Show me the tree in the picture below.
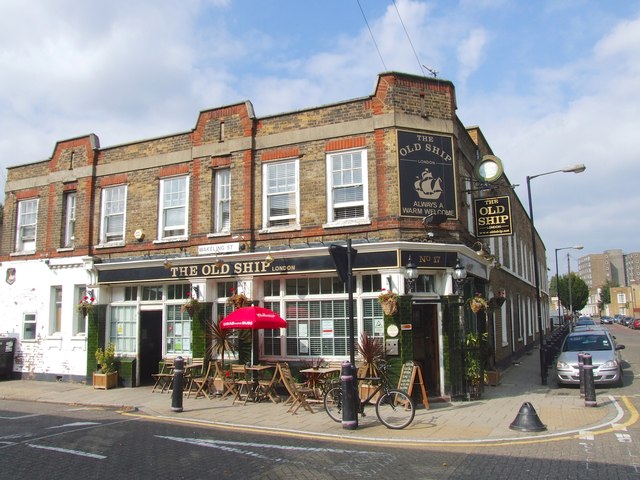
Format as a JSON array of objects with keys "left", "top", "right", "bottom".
[
  {"left": 557, "top": 273, "right": 589, "bottom": 312},
  {"left": 598, "top": 280, "right": 615, "bottom": 313}
]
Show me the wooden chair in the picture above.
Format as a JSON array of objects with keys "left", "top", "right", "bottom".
[
  {"left": 278, "top": 363, "right": 318, "bottom": 414},
  {"left": 256, "top": 365, "right": 280, "bottom": 404},
  {"left": 183, "top": 358, "right": 204, "bottom": 397},
  {"left": 188, "top": 361, "right": 214, "bottom": 399},
  {"left": 218, "top": 362, "right": 237, "bottom": 400},
  {"left": 230, "top": 364, "right": 255, "bottom": 405},
  {"left": 151, "top": 359, "right": 174, "bottom": 393}
]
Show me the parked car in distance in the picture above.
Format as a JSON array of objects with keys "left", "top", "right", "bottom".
[
  {"left": 573, "top": 317, "right": 599, "bottom": 331},
  {"left": 556, "top": 329, "right": 625, "bottom": 387},
  {"left": 623, "top": 316, "right": 634, "bottom": 327},
  {"left": 632, "top": 318, "right": 640, "bottom": 330},
  {"left": 600, "top": 316, "right": 613, "bottom": 325}
]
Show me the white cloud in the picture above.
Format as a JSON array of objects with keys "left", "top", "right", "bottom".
[{"left": 456, "top": 29, "right": 489, "bottom": 86}]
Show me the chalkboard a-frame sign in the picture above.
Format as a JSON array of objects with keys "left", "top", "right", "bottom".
[{"left": 397, "top": 361, "right": 429, "bottom": 409}]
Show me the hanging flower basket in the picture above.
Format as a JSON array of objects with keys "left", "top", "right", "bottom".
[
  {"left": 77, "top": 294, "right": 95, "bottom": 317},
  {"left": 181, "top": 293, "right": 201, "bottom": 317},
  {"left": 226, "top": 288, "right": 251, "bottom": 310},
  {"left": 468, "top": 293, "right": 488, "bottom": 314},
  {"left": 488, "top": 296, "right": 507, "bottom": 310},
  {"left": 378, "top": 289, "right": 398, "bottom": 316}
]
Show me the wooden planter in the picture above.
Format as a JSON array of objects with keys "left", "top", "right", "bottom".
[
  {"left": 93, "top": 371, "right": 118, "bottom": 390},
  {"left": 484, "top": 370, "right": 501, "bottom": 386},
  {"left": 359, "top": 383, "right": 380, "bottom": 403}
]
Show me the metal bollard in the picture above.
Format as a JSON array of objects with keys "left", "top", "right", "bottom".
[
  {"left": 582, "top": 353, "right": 597, "bottom": 407},
  {"left": 171, "top": 356, "right": 184, "bottom": 412},
  {"left": 341, "top": 361, "right": 358, "bottom": 430},
  {"left": 578, "top": 352, "right": 585, "bottom": 398}
]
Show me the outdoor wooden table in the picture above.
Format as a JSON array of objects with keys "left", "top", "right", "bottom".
[{"left": 299, "top": 367, "right": 341, "bottom": 399}]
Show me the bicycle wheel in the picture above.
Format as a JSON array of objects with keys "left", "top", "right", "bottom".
[
  {"left": 375, "top": 389, "right": 415, "bottom": 429},
  {"left": 324, "top": 386, "right": 343, "bottom": 423}
]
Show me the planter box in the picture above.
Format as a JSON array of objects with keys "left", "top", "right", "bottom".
[
  {"left": 359, "top": 384, "right": 380, "bottom": 403},
  {"left": 93, "top": 371, "right": 118, "bottom": 390},
  {"left": 484, "top": 370, "right": 501, "bottom": 386}
]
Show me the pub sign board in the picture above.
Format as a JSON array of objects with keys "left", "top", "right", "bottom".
[
  {"left": 473, "top": 195, "right": 513, "bottom": 237},
  {"left": 398, "top": 130, "right": 457, "bottom": 220}
]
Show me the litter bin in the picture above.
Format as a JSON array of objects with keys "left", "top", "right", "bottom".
[{"left": 0, "top": 338, "right": 16, "bottom": 379}]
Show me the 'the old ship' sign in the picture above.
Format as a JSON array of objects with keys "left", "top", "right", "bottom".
[{"left": 398, "top": 130, "right": 457, "bottom": 219}]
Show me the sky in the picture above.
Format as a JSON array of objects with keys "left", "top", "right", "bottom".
[{"left": 1, "top": 0, "right": 639, "bottom": 275}]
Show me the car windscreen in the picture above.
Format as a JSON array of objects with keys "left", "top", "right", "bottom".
[{"left": 563, "top": 334, "right": 612, "bottom": 352}]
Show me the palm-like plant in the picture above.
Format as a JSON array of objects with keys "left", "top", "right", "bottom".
[
  {"left": 357, "top": 331, "right": 385, "bottom": 378},
  {"left": 205, "top": 321, "right": 234, "bottom": 369}
]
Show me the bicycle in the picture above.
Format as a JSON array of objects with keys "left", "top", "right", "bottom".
[{"left": 323, "top": 363, "right": 415, "bottom": 429}]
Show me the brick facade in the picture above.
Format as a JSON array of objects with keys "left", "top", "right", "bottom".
[{"left": 0, "top": 72, "right": 547, "bottom": 397}]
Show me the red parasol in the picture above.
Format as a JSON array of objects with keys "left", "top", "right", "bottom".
[
  {"left": 220, "top": 306, "right": 286, "bottom": 365},
  {"left": 220, "top": 306, "right": 287, "bottom": 330}
]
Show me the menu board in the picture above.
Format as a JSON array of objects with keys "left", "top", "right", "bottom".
[{"left": 397, "top": 361, "right": 429, "bottom": 409}]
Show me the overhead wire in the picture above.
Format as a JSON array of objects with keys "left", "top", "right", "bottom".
[
  {"left": 392, "top": 0, "right": 427, "bottom": 77},
  {"left": 356, "top": 0, "right": 387, "bottom": 71}
]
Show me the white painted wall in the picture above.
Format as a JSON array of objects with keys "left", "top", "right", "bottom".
[{"left": 0, "top": 257, "right": 93, "bottom": 380}]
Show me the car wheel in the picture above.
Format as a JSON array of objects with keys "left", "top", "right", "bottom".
[{"left": 616, "top": 368, "right": 624, "bottom": 388}]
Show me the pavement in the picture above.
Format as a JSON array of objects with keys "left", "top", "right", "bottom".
[{"left": 0, "top": 349, "right": 629, "bottom": 445}]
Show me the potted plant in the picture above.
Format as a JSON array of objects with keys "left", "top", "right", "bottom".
[
  {"left": 464, "top": 332, "right": 487, "bottom": 399},
  {"left": 357, "top": 332, "right": 385, "bottom": 402},
  {"left": 93, "top": 343, "right": 117, "bottom": 390},
  {"left": 378, "top": 289, "right": 398, "bottom": 316}
]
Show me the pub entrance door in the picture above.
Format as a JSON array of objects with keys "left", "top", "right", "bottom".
[{"left": 411, "top": 303, "right": 440, "bottom": 396}]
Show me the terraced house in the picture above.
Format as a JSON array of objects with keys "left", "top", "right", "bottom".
[{"left": 0, "top": 71, "right": 549, "bottom": 400}]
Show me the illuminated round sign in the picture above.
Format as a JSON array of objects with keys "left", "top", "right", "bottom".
[{"left": 475, "top": 155, "right": 504, "bottom": 183}]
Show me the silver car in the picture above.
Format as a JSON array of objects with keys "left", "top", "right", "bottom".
[{"left": 556, "top": 329, "right": 625, "bottom": 387}]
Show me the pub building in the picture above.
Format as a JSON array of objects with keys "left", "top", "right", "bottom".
[{"left": 0, "top": 71, "right": 549, "bottom": 400}]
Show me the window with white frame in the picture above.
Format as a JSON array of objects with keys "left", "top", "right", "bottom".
[
  {"left": 166, "top": 305, "right": 192, "bottom": 354},
  {"left": 617, "top": 293, "right": 626, "bottom": 304},
  {"left": 51, "top": 286, "right": 62, "bottom": 334},
  {"left": 263, "top": 300, "right": 282, "bottom": 356},
  {"left": 16, "top": 198, "right": 38, "bottom": 252},
  {"left": 74, "top": 286, "right": 87, "bottom": 335},
  {"left": 214, "top": 168, "right": 230, "bottom": 233},
  {"left": 23, "top": 313, "right": 36, "bottom": 340},
  {"left": 109, "top": 306, "right": 137, "bottom": 353},
  {"left": 159, "top": 176, "right": 189, "bottom": 239},
  {"left": 263, "top": 160, "right": 299, "bottom": 228},
  {"left": 326, "top": 149, "right": 368, "bottom": 223},
  {"left": 100, "top": 185, "right": 126, "bottom": 244},
  {"left": 63, "top": 192, "right": 76, "bottom": 248}
]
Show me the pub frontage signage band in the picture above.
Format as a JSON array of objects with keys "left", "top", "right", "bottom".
[{"left": 97, "top": 250, "right": 458, "bottom": 283}]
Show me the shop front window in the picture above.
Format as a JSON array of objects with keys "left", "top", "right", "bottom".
[
  {"left": 109, "top": 306, "right": 137, "bottom": 354},
  {"left": 285, "top": 300, "right": 354, "bottom": 357},
  {"left": 166, "top": 304, "right": 191, "bottom": 355}
]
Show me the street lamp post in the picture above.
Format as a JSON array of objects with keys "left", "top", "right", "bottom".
[
  {"left": 527, "top": 164, "right": 586, "bottom": 385},
  {"left": 555, "top": 245, "right": 583, "bottom": 326}
]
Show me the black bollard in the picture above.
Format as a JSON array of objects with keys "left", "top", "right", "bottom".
[
  {"left": 341, "top": 361, "right": 358, "bottom": 430},
  {"left": 578, "top": 352, "right": 585, "bottom": 398},
  {"left": 582, "top": 353, "right": 597, "bottom": 407},
  {"left": 540, "top": 341, "right": 548, "bottom": 385},
  {"left": 171, "top": 356, "right": 184, "bottom": 412}
]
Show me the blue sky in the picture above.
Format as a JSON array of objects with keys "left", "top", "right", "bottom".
[{"left": 1, "top": 0, "right": 639, "bottom": 274}]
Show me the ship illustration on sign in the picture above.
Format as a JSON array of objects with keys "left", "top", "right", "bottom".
[{"left": 414, "top": 168, "right": 443, "bottom": 199}]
